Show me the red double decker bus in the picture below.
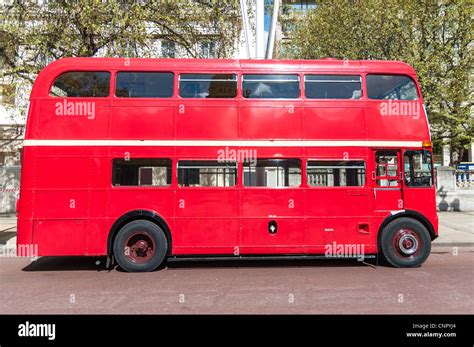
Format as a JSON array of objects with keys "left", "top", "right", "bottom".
[{"left": 17, "top": 58, "right": 438, "bottom": 272}]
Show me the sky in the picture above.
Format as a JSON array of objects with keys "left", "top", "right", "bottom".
[{"left": 264, "top": 0, "right": 272, "bottom": 46}]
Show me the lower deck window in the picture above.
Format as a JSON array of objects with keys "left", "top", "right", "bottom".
[
  {"left": 113, "top": 159, "right": 172, "bottom": 186},
  {"left": 244, "top": 159, "right": 301, "bottom": 187},
  {"left": 376, "top": 151, "right": 399, "bottom": 187},
  {"left": 307, "top": 161, "right": 366, "bottom": 187},
  {"left": 178, "top": 161, "right": 237, "bottom": 187}
]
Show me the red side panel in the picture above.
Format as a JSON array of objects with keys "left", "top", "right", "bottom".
[{"left": 16, "top": 58, "right": 436, "bottom": 258}]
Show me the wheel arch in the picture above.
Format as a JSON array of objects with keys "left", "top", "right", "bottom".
[
  {"left": 107, "top": 210, "right": 172, "bottom": 257},
  {"left": 377, "top": 210, "right": 437, "bottom": 250}
]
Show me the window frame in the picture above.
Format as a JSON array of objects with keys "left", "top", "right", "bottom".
[
  {"left": 177, "top": 160, "right": 238, "bottom": 188},
  {"left": 49, "top": 70, "right": 111, "bottom": 98},
  {"left": 366, "top": 74, "right": 420, "bottom": 101},
  {"left": 200, "top": 41, "right": 217, "bottom": 59},
  {"left": 306, "top": 159, "right": 367, "bottom": 188},
  {"left": 161, "top": 40, "right": 176, "bottom": 58},
  {"left": 304, "top": 74, "right": 363, "bottom": 100},
  {"left": 111, "top": 158, "right": 173, "bottom": 188},
  {"left": 114, "top": 71, "right": 175, "bottom": 99},
  {"left": 374, "top": 150, "right": 401, "bottom": 188},
  {"left": 178, "top": 73, "right": 238, "bottom": 99},
  {"left": 243, "top": 158, "right": 302, "bottom": 188},
  {"left": 241, "top": 74, "right": 302, "bottom": 100},
  {"left": 403, "top": 149, "right": 434, "bottom": 188}
]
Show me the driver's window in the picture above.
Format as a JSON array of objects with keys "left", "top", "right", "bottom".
[
  {"left": 404, "top": 150, "right": 433, "bottom": 187},
  {"left": 375, "top": 151, "right": 399, "bottom": 187}
]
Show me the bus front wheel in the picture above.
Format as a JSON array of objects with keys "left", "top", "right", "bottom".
[
  {"left": 113, "top": 220, "right": 168, "bottom": 272},
  {"left": 380, "top": 217, "right": 431, "bottom": 268}
]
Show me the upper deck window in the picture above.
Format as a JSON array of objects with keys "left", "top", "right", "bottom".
[
  {"left": 367, "top": 74, "right": 419, "bottom": 100},
  {"left": 242, "top": 74, "right": 300, "bottom": 99},
  {"left": 116, "top": 72, "right": 174, "bottom": 98},
  {"left": 50, "top": 71, "right": 110, "bottom": 97},
  {"left": 305, "top": 75, "right": 362, "bottom": 99},
  {"left": 179, "top": 74, "right": 237, "bottom": 98}
]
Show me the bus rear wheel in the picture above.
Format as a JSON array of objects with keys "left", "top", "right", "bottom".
[
  {"left": 113, "top": 220, "right": 168, "bottom": 272},
  {"left": 380, "top": 217, "right": 431, "bottom": 268}
]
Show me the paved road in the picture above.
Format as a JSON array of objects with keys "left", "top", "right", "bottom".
[
  {"left": 435, "top": 211, "right": 474, "bottom": 246},
  {"left": 0, "top": 247, "right": 472, "bottom": 314}
]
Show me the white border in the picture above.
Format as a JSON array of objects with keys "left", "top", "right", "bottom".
[{"left": 23, "top": 140, "right": 423, "bottom": 147}]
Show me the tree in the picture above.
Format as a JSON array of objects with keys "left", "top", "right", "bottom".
[
  {"left": 0, "top": 0, "right": 242, "bottom": 124},
  {"left": 285, "top": 0, "right": 473, "bottom": 165},
  {"left": 142, "top": 0, "right": 241, "bottom": 59},
  {"left": 0, "top": 0, "right": 242, "bottom": 80}
]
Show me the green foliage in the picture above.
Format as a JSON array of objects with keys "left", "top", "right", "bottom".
[
  {"left": 286, "top": 0, "right": 473, "bottom": 163},
  {"left": 0, "top": 0, "right": 241, "bottom": 81}
]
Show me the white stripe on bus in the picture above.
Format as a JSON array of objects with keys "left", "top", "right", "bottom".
[{"left": 22, "top": 140, "right": 423, "bottom": 147}]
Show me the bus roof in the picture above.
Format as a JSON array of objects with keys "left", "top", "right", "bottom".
[
  {"left": 26, "top": 57, "right": 429, "bottom": 145},
  {"left": 42, "top": 57, "right": 417, "bottom": 74},
  {"left": 31, "top": 58, "right": 417, "bottom": 98},
  {"left": 44, "top": 57, "right": 416, "bottom": 72}
]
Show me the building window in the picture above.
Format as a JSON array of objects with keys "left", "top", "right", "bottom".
[
  {"left": 404, "top": 150, "right": 433, "bottom": 187},
  {"left": 50, "top": 71, "right": 110, "bottom": 97},
  {"left": 0, "top": 84, "right": 16, "bottom": 106},
  {"left": 161, "top": 41, "right": 176, "bottom": 58},
  {"left": 285, "top": 0, "right": 317, "bottom": 12},
  {"left": 307, "top": 161, "right": 366, "bottom": 187},
  {"left": 305, "top": 75, "right": 362, "bottom": 99},
  {"left": 200, "top": 41, "right": 216, "bottom": 58},
  {"left": 242, "top": 74, "right": 300, "bottom": 99},
  {"left": 244, "top": 159, "right": 301, "bottom": 187},
  {"left": 113, "top": 159, "right": 172, "bottom": 186},
  {"left": 115, "top": 72, "right": 174, "bottom": 98},
  {"left": 178, "top": 161, "right": 237, "bottom": 187},
  {"left": 366, "top": 74, "right": 419, "bottom": 100},
  {"left": 179, "top": 74, "right": 237, "bottom": 98}
]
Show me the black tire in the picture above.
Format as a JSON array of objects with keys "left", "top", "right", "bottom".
[
  {"left": 380, "top": 217, "right": 431, "bottom": 268},
  {"left": 113, "top": 220, "right": 168, "bottom": 272}
]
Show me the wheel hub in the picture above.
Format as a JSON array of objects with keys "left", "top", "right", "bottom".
[
  {"left": 397, "top": 231, "right": 419, "bottom": 256},
  {"left": 125, "top": 231, "right": 155, "bottom": 264}
]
